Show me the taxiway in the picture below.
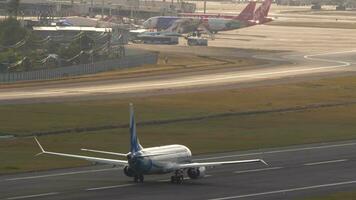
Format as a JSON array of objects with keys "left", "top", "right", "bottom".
[{"left": 0, "top": 48, "right": 356, "bottom": 104}]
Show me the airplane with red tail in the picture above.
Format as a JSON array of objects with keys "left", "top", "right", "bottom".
[{"left": 143, "top": 0, "right": 273, "bottom": 34}]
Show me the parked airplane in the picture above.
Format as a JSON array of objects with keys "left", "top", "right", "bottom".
[
  {"left": 34, "top": 104, "right": 267, "bottom": 184},
  {"left": 253, "top": 0, "right": 273, "bottom": 23},
  {"left": 143, "top": 0, "right": 272, "bottom": 34}
]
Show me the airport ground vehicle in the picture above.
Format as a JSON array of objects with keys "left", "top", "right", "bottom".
[
  {"left": 187, "top": 37, "right": 208, "bottom": 46},
  {"left": 138, "top": 35, "right": 179, "bottom": 45}
]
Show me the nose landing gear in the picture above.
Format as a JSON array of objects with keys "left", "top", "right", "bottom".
[{"left": 171, "top": 170, "right": 184, "bottom": 184}]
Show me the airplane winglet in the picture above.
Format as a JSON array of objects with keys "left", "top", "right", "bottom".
[
  {"left": 34, "top": 137, "right": 45, "bottom": 153},
  {"left": 260, "top": 159, "right": 268, "bottom": 166},
  {"left": 35, "top": 152, "right": 43, "bottom": 157}
]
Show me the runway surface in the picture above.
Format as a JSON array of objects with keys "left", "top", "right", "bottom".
[
  {"left": 2, "top": 140, "right": 356, "bottom": 200},
  {"left": 1, "top": 48, "right": 356, "bottom": 104}
]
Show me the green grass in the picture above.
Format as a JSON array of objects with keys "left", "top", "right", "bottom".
[
  {"left": 3, "top": 76, "right": 356, "bottom": 135},
  {"left": 1, "top": 76, "right": 356, "bottom": 174},
  {"left": 0, "top": 53, "right": 257, "bottom": 89},
  {"left": 301, "top": 191, "right": 356, "bottom": 200},
  {"left": 269, "top": 21, "right": 356, "bottom": 29}
]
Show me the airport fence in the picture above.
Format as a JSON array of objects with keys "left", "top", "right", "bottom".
[{"left": 0, "top": 53, "right": 158, "bottom": 83}]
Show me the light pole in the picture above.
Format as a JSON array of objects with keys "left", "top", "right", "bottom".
[
  {"left": 101, "top": 0, "right": 104, "bottom": 19},
  {"left": 203, "top": 0, "right": 206, "bottom": 14}
]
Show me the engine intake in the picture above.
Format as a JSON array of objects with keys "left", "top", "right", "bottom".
[
  {"left": 187, "top": 167, "right": 206, "bottom": 179},
  {"left": 123, "top": 166, "right": 135, "bottom": 177}
]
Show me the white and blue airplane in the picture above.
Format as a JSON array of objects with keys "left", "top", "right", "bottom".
[{"left": 34, "top": 104, "right": 267, "bottom": 184}]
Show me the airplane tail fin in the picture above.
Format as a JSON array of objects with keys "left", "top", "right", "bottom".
[
  {"left": 253, "top": 0, "right": 272, "bottom": 23},
  {"left": 237, "top": 1, "right": 257, "bottom": 21},
  {"left": 34, "top": 137, "right": 45, "bottom": 156},
  {"left": 129, "top": 103, "right": 143, "bottom": 154}
]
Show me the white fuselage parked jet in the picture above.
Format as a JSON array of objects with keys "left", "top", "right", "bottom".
[{"left": 35, "top": 104, "right": 267, "bottom": 183}]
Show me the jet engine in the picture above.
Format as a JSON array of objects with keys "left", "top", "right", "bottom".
[
  {"left": 187, "top": 167, "right": 206, "bottom": 179},
  {"left": 123, "top": 166, "right": 135, "bottom": 177}
]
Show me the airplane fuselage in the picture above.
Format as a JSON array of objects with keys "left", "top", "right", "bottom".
[
  {"left": 143, "top": 16, "right": 248, "bottom": 33},
  {"left": 128, "top": 144, "right": 192, "bottom": 175}
]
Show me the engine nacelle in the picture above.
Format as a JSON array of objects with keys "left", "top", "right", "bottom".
[
  {"left": 123, "top": 166, "right": 135, "bottom": 177},
  {"left": 187, "top": 167, "right": 206, "bottom": 179}
]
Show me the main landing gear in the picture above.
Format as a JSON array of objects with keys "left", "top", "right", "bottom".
[
  {"left": 171, "top": 170, "right": 184, "bottom": 184},
  {"left": 134, "top": 174, "right": 144, "bottom": 183}
]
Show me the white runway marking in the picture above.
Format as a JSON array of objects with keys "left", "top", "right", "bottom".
[
  {"left": 208, "top": 180, "right": 356, "bottom": 200},
  {"left": 234, "top": 167, "right": 283, "bottom": 174},
  {"left": 195, "top": 141, "right": 356, "bottom": 161},
  {"left": 5, "top": 168, "right": 118, "bottom": 181},
  {"left": 304, "top": 159, "right": 348, "bottom": 166},
  {"left": 303, "top": 50, "right": 356, "bottom": 67},
  {"left": 86, "top": 184, "right": 135, "bottom": 191},
  {"left": 7, "top": 192, "right": 59, "bottom": 200}
]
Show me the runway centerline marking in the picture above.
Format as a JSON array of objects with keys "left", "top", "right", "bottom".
[
  {"left": 86, "top": 184, "right": 135, "bottom": 191},
  {"left": 208, "top": 180, "right": 356, "bottom": 200},
  {"left": 304, "top": 159, "right": 348, "bottom": 166},
  {"left": 5, "top": 168, "right": 118, "bottom": 181},
  {"left": 234, "top": 167, "right": 283, "bottom": 174},
  {"left": 195, "top": 141, "right": 356, "bottom": 161},
  {"left": 7, "top": 192, "right": 59, "bottom": 200}
]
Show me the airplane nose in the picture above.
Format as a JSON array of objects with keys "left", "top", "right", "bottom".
[{"left": 143, "top": 20, "right": 150, "bottom": 28}]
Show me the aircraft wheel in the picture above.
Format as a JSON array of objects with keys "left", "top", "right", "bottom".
[
  {"left": 178, "top": 175, "right": 184, "bottom": 184},
  {"left": 171, "top": 176, "right": 176, "bottom": 183},
  {"left": 139, "top": 175, "right": 144, "bottom": 183},
  {"left": 170, "top": 175, "right": 184, "bottom": 184},
  {"left": 134, "top": 176, "right": 139, "bottom": 183}
]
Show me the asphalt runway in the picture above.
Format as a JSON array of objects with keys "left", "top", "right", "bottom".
[
  {"left": 2, "top": 140, "right": 356, "bottom": 200},
  {"left": 1, "top": 48, "right": 356, "bottom": 104}
]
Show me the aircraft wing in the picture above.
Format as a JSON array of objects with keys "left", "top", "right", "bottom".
[
  {"left": 81, "top": 148, "right": 128, "bottom": 157},
  {"left": 177, "top": 159, "right": 267, "bottom": 169},
  {"left": 35, "top": 138, "right": 128, "bottom": 166}
]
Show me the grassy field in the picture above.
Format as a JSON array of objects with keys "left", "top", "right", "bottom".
[
  {"left": 280, "top": 10, "right": 356, "bottom": 17},
  {"left": 0, "top": 52, "right": 257, "bottom": 89},
  {"left": 1, "top": 75, "right": 356, "bottom": 174},
  {"left": 269, "top": 21, "right": 356, "bottom": 29},
  {"left": 301, "top": 191, "right": 356, "bottom": 200}
]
